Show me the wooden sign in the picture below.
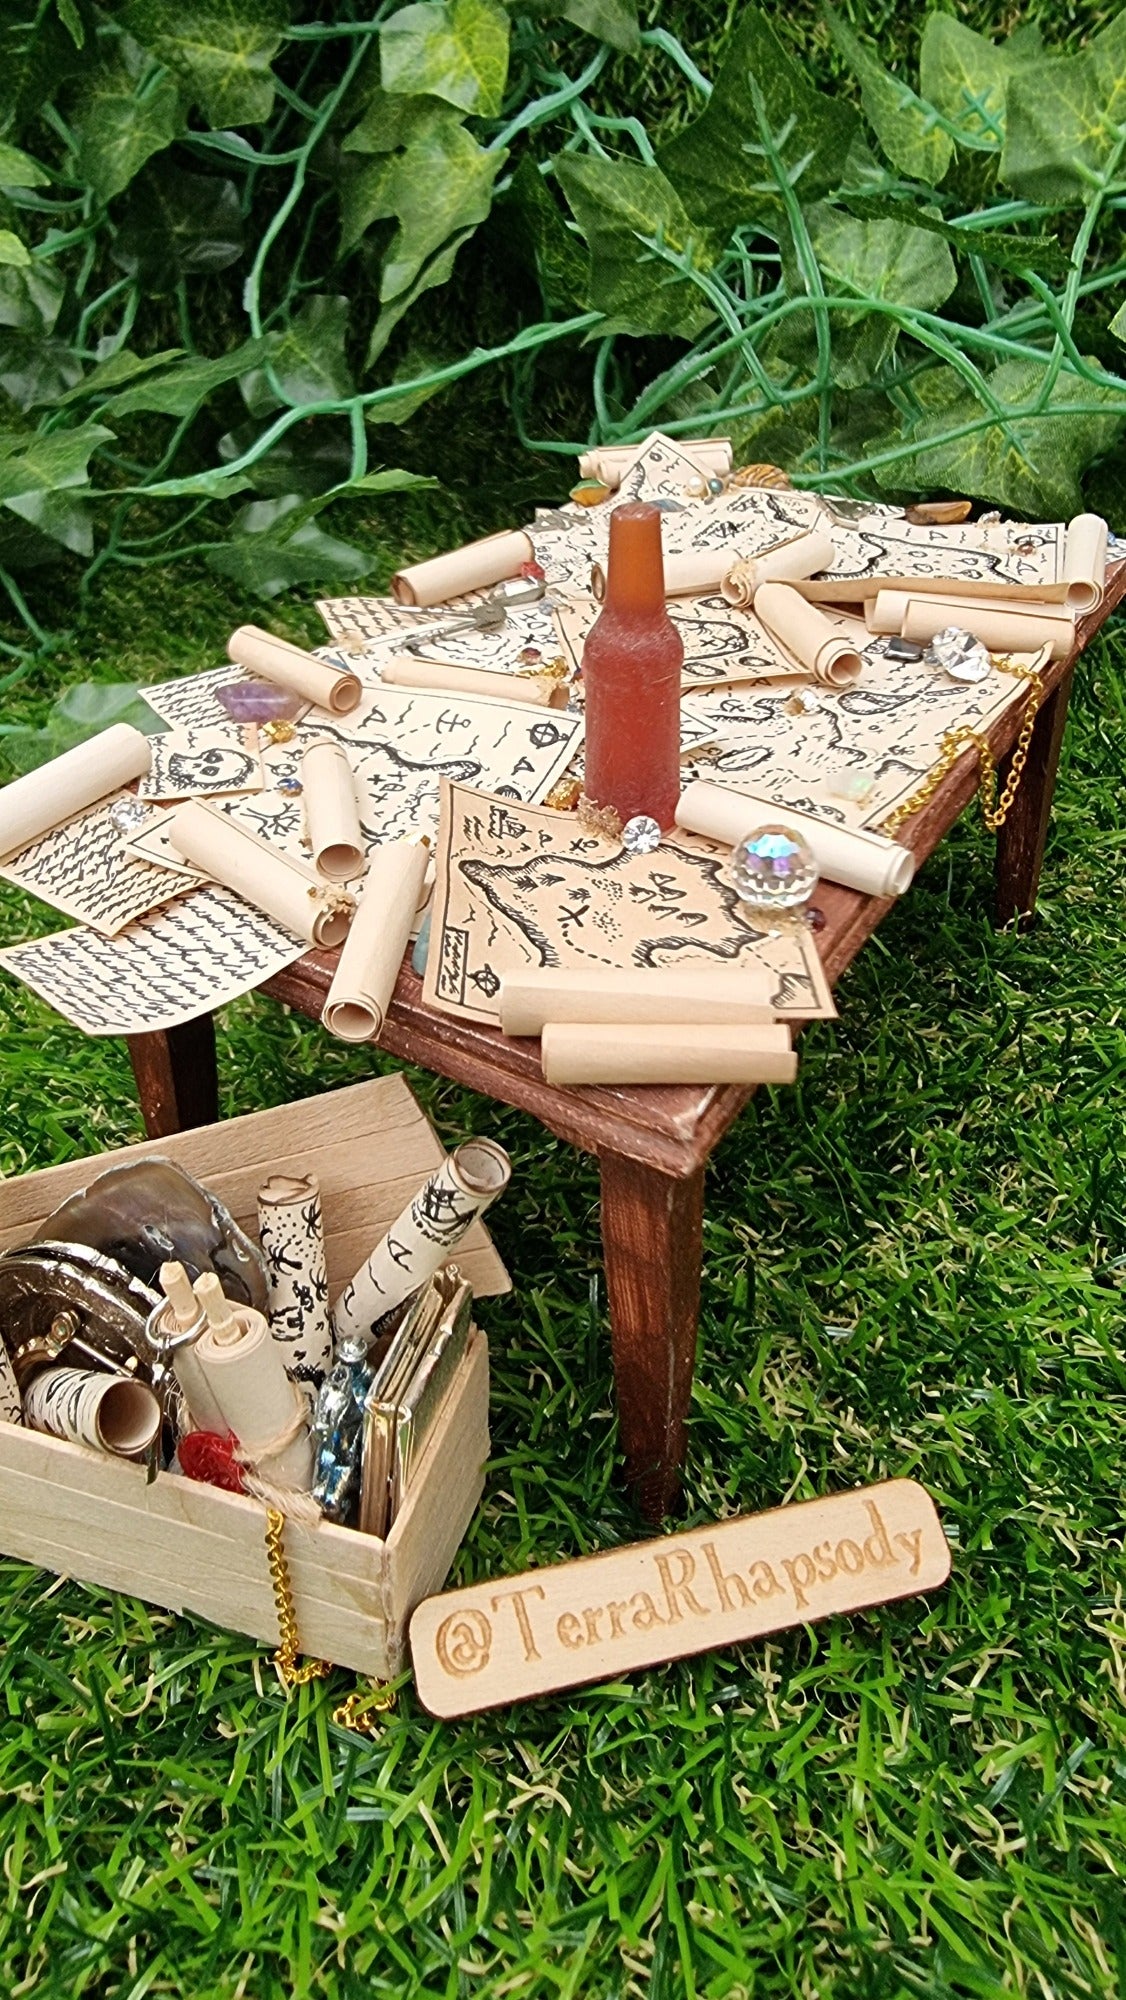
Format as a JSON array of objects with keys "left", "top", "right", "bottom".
[{"left": 409, "top": 1479, "right": 950, "bottom": 1716}]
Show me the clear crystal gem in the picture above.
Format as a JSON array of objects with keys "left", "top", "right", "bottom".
[
  {"left": 109, "top": 798, "right": 153, "bottom": 834},
  {"left": 826, "top": 766, "right": 875, "bottom": 803},
  {"left": 784, "top": 687, "right": 822, "bottom": 716},
  {"left": 621, "top": 815, "right": 662, "bottom": 855},
  {"left": 731, "top": 825, "right": 819, "bottom": 910},
  {"left": 927, "top": 625, "right": 992, "bottom": 683}
]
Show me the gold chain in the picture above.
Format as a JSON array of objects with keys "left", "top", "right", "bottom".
[
  {"left": 878, "top": 663, "right": 1044, "bottom": 840},
  {"left": 263, "top": 1509, "right": 398, "bottom": 1729},
  {"left": 264, "top": 1508, "right": 332, "bottom": 1688},
  {"left": 332, "top": 1684, "right": 399, "bottom": 1732}
]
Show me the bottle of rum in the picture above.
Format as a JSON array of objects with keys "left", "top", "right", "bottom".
[{"left": 581, "top": 501, "right": 684, "bottom": 830}]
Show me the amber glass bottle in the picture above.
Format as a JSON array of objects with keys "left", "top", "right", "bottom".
[{"left": 581, "top": 501, "right": 684, "bottom": 829}]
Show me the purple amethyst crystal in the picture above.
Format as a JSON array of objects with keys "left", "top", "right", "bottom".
[{"left": 215, "top": 678, "right": 304, "bottom": 723}]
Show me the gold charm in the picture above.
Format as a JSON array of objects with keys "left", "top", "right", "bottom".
[
  {"left": 577, "top": 793, "right": 623, "bottom": 840},
  {"left": 261, "top": 719, "right": 297, "bottom": 746},
  {"left": 544, "top": 777, "right": 582, "bottom": 812}
]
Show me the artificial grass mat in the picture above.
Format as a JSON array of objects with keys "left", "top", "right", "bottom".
[{"left": 0, "top": 494, "right": 1123, "bottom": 1999}]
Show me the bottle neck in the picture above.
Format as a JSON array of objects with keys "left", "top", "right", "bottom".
[{"left": 602, "top": 502, "right": 667, "bottom": 617}]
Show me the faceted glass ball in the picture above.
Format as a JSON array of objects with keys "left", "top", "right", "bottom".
[{"left": 731, "top": 825, "right": 819, "bottom": 910}]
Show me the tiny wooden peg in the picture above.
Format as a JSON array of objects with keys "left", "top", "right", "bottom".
[
  {"left": 159, "top": 1261, "right": 199, "bottom": 1330},
  {"left": 193, "top": 1271, "right": 240, "bottom": 1338}
]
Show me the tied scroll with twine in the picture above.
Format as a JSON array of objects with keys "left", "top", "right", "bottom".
[{"left": 409, "top": 1479, "right": 950, "bottom": 1716}]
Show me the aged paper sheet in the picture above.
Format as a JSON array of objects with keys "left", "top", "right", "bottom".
[
  {"left": 423, "top": 782, "right": 835, "bottom": 1028},
  {"left": 0, "top": 792, "right": 187, "bottom": 935},
  {"left": 0, "top": 885, "right": 304, "bottom": 1035}
]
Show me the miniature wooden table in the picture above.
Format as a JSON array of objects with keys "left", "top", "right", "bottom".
[{"left": 126, "top": 574, "right": 1124, "bottom": 1521}]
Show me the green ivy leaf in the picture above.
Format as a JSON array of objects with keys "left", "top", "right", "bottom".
[
  {"left": 824, "top": 8, "right": 952, "bottom": 185},
  {"left": 837, "top": 193, "right": 1069, "bottom": 280},
  {"left": 205, "top": 495, "right": 375, "bottom": 596},
  {"left": 57, "top": 348, "right": 185, "bottom": 405},
  {"left": 366, "top": 229, "right": 471, "bottom": 367},
  {"left": 0, "top": 144, "right": 48, "bottom": 189},
  {"left": 876, "top": 359, "right": 1126, "bottom": 517},
  {"left": 338, "top": 101, "right": 460, "bottom": 251},
  {"left": 524, "top": 0, "right": 639, "bottom": 54},
  {"left": 809, "top": 206, "right": 957, "bottom": 314},
  {"left": 333, "top": 468, "right": 436, "bottom": 495},
  {"left": 0, "top": 332, "right": 83, "bottom": 409},
  {"left": 104, "top": 337, "right": 277, "bottom": 418},
  {"left": 112, "top": 161, "right": 244, "bottom": 293},
  {"left": 342, "top": 87, "right": 442, "bottom": 156},
  {"left": 0, "top": 260, "right": 64, "bottom": 332},
  {"left": 375, "top": 120, "right": 506, "bottom": 303},
  {"left": 781, "top": 205, "right": 958, "bottom": 389},
  {"left": 659, "top": 7, "right": 857, "bottom": 237},
  {"left": 240, "top": 294, "right": 354, "bottom": 417},
  {"left": 55, "top": 0, "right": 85, "bottom": 48},
  {"left": 1111, "top": 299, "right": 1126, "bottom": 345},
  {"left": 380, "top": 0, "right": 510, "bottom": 119},
  {"left": 918, "top": 17, "right": 1038, "bottom": 153},
  {"left": 4, "top": 487, "right": 94, "bottom": 556},
  {"left": 555, "top": 156, "right": 717, "bottom": 337},
  {"left": 504, "top": 155, "right": 588, "bottom": 313},
  {"left": 0, "top": 232, "right": 30, "bottom": 269},
  {"left": 1001, "top": 13, "right": 1126, "bottom": 207},
  {"left": 72, "top": 45, "right": 183, "bottom": 204},
  {"left": 0, "top": 421, "right": 114, "bottom": 500},
  {"left": 0, "top": 7, "right": 91, "bottom": 140},
  {"left": 122, "top": 0, "right": 289, "bottom": 128}
]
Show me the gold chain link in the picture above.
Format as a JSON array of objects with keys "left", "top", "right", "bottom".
[
  {"left": 264, "top": 1508, "right": 332, "bottom": 1688},
  {"left": 877, "top": 662, "right": 1044, "bottom": 840},
  {"left": 264, "top": 1509, "right": 398, "bottom": 1729}
]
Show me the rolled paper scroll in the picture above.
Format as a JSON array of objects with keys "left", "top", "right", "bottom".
[
  {"left": 157, "top": 1261, "right": 227, "bottom": 1435},
  {"left": 500, "top": 965, "right": 774, "bottom": 1037},
  {"left": 168, "top": 800, "right": 354, "bottom": 947},
  {"left": 0, "top": 722, "right": 152, "bottom": 860},
  {"left": 192, "top": 1274, "right": 313, "bottom": 1491},
  {"left": 753, "top": 582, "right": 863, "bottom": 687},
  {"left": 227, "top": 625, "right": 362, "bottom": 716},
  {"left": 867, "top": 591, "right": 1075, "bottom": 660},
  {"left": 0, "top": 1340, "right": 21, "bottom": 1426},
  {"left": 578, "top": 439, "right": 733, "bottom": 489},
  {"left": 541, "top": 1022, "right": 797, "bottom": 1086},
  {"left": 721, "top": 531, "right": 837, "bottom": 609},
  {"left": 24, "top": 1366, "right": 162, "bottom": 1459},
  {"left": 257, "top": 1174, "right": 334, "bottom": 1388},
  {"left": 379, "top": 656, "right": 566, "bottom": 707},
  {"left": 391, "top": 530, "right": 535, "bottom": 608},
  {"left": 1063, "top": 513, "right": 1109, "bottom": 612},
  {"left": 300, "top": 737, "right": 364, "bottom": 882},
  {"left": 675, "top": 780, "right": 916, "bottom": 899},
  {"left": 322, "top": 837, "right": 429, "bottom": 1043},
  {"left": 334, "top": 1139, "right": 511, "bottom": 1342},
  {"left": 661, "top": 550, "right": 731, "bottom": 598}
]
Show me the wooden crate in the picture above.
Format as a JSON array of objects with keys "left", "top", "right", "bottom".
[{"left": 0, "top": 1076, "right": 509, "bottom": 1676}]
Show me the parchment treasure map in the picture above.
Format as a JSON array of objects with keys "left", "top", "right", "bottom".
[{"left": 424, "top": 782, "right": 836, "bottom": 1028}]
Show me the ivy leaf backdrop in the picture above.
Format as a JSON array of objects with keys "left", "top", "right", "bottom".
[{"left": 0, "top": 0, "right": 1123, "bottom": 662}]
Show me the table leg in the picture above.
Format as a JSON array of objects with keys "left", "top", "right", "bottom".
[
  {"left": 994, "top": 664, "right": 1075, "bottom": 930},
  {"left": 126, "top": 1015, "right": 219, "bottom": 1139},
  {"left": 600, "top": 1150, "right": 705, "bottom": 1524}
]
